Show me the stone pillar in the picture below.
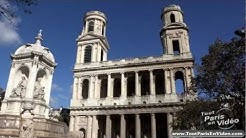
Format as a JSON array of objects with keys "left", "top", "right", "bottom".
[
  {"left": 135, "top": 71, "right": 140, "bottom": 96},
  {"left": 170, "top": 69, "right": 176, "bottom": 94},
  {"left": 151, "top": 114, "right": 156, "bottom": 138},
  {"left": 94, "top": 75, "right": 99, "bottom": 98},
  {"left": 72, "top": 77, "right": 78, "bottom": 99},
  {"left": 69, "top": 116, "right": 75, "bottom": 131},
  {"left": 86, "top": 115, "right": 93, "bottom": 138},
  {"left": 167, "top": 113, "right": 173, "bottom": 138},
  {"left": 106, "top": 115, "right": 112, "bottom": 138},
  {"left": 92, "top": 115, "right": 98, "bottom": 138},
  {"left": 76, "top": 45, "right": 81, "bottom": 63},
  {"left": 78, "top": 77, "right": 83, "bottom": 99},
  {"left": 89, "top": 76, "right": 94, "bottom": 98},
  {"left": 121, "top": 72, "right": 126, "bottom": 98},
  {"left": 120, "top": 114, "right": 126, "bottom": 138},
  {"left": 149, "top": 70, "right": 155, "bottom": 95},
  {"left": 135, "top": 114, "right": 141, "bottom": 138},
  {"left": 80, "top": 46, "right": 85, "bottom": 63},
  {"left": 164, "top": 69, "right": 171, "bottom": 94},
  {"left": 107, "top": 74, "right": 112, "bottom": 98},
  {"left": 26, "top": 60, "right": 38, "bottom": 100}
]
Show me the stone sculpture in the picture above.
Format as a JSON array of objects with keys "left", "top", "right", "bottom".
[
  {"left": 33, "top": 78, "right": 45, "bottom": 100},
  {"left": 10, "top": 75, "right": 27, "bottom": 98}
]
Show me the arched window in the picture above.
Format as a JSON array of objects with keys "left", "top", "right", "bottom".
[
  {"left": 88, "top": 21, "right": 94, "bottom": 32},
  {"left": 82, "top": 79, "right": 89, "bottom": 99},
  {"left": 84, "top": 46, "right": 92, "bottom": 63},
  {"left": 175, "top": 71, "right": 185, "bottom": 95},
  {"left": 170, "top": 14, "right": 175, "bottom": 23},
  {"left": 172, "top": 40, "right": 180, "bottom": 55}
]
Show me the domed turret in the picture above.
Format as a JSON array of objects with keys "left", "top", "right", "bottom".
[{"left": 14, "top": 30, "right": 55, "bottom": 63}]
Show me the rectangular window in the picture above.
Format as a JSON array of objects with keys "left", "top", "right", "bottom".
[{"left": 172, "top": 40, "right": 180, "bottom": 55}]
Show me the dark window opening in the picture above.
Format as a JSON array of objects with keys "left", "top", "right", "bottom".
[
  {"left": 100, "top": 79, "right": 107, "bottom": 98},
  {"left": 88, "top": 21, "right": 94, "bottom": 32},
  {"left": 82, "top": 79, "right": 89, "bottom": 99},
  {"left": 102, "top": 23, "right": 105, "bottom": 35},
  {"left": 113, "top": 78, "right": 121, "bottom": 97},
  {"left": 84, "top": 46, "right": 92, "bottom": 63},
  {"left": 170, "top": 14, "right": 175, "bottom": 23},
  {"left": 127, "top": 76, "right": 135, "bottom": 96},
  {"left": 172, "top": 40, "right": 180, "bottom": 55},
  {"left": 100, "top": 50, "right": 103, "bottom": 61}
]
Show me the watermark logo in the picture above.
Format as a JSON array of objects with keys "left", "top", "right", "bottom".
[{"left": 201, "top": 104, "right": 239, "bottom": 130}]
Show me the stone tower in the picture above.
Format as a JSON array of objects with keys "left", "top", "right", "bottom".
[
  {"left": 75, "top": 11, "right": 109, "bottom": 64},
  {"left": 160, "top": 5, "right": 192, "bottom": 57},
  {"left": 0, "top": 30, "right": 57, "bottom": 118}
]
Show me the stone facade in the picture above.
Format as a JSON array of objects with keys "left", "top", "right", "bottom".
[{"left": 70, "top": 5, "right": 195, "bottom": 138}]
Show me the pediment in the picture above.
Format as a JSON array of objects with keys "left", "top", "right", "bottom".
[{"left": 76, "top": 34, "right": 109, "bottom": 49}]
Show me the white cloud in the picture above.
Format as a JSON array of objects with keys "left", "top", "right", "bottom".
[
  {"left": 0, "top": 0, "right": 22, "bottom": 46},
  {"left": 51, "top": 83, "right": 63, "bottom": 92}
]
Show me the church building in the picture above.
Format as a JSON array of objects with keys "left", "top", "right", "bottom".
[{"left": 70, "top": 4, "right": 195, "bottom": 138}]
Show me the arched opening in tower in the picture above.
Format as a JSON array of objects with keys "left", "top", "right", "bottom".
[
  {"left": 175, "top": 71, "right": 185, "bottom": 95},
  {"left": 140, "top": 71, "right": 150, "bottom": 96},
  {"left": 82, "top": 79, "right": 89, "bottom": 99},
  {"left": 170, "top": 13, "right": 175, "bottom": 23},
  {"left": 172, "top": 40, "right": 180, "bottom": 55},
  {"left": 84, "top": 46, "right": 92, "bottom": 63},
  {"left": 155, "top": 69, "right": 165, "bottom": 95},
  {"left": 100, "top": 79, "right": 107, "bottom": 98},
  {"left": 88, "top": 21, "right": 94, "bottom": 32}
]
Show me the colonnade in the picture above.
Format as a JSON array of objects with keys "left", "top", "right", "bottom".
[
  {"left": 70, "top": 113, "right": 173, "bottom": 138},
  {"left": 72, "top": 67, "right": 193, "bottom": 100}
]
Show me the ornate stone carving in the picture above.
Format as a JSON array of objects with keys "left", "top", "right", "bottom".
[
  {"left": 20, "top": 119, "right": 34, "bottom": 138},
  {"left": 10, "top": 75, "right": 27, "bottom": 98},
  {"left": 33, "top": 78, "right": 45, "bottom": 100}
]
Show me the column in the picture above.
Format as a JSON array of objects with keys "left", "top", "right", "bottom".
[
  {"left": 26, "top": 60, "right": 38, "bottom": 100},
  {"left": 135, "top": 71, "right": 140, "bottom": 96},
  {"left": 167, "top": 113, "right": 173, "bottom": 138},
  {"left": 89, "top": 76, "right": 94, "bottom": 98},
  {"left": 94, "top": 75, "right": 99, "bottom": 98},
  {"left": 78, "top": 77, "right": 83, "bottom": 99},
  {"left": 135, "top": 114, "right": 141, "bottom": 138},
  {"left": 80, "top": 46, "right": 85, "bottom": 63},
  {"left": 107, "top": 74, "right": 112, "bottom": 98},
  {"left": 170, "top": 69, "right": 176, "bottom": 94},
  {"left": 151, "top": 114, "right": 156, "bottom": 138},
  {"left": 185, "top": 67, "right": 190, "bottom": 89},
  {"left": 120, "top": 114, "right": 126, "bottom": 138},
  {"left": 69, "top": 116, "right": 75, "bottom": 131},
  {"left": 76, "top": 45, "right": 81, "bottom": 63},
  {"left": 106, "top": 115, "right": 112, "bottom": 138},
  {"left": 121, "top": 72, "right": 126, "bottom": 98},
  {"left": 86, "top": 115, "right": 93, "bottom": 138},
  {"left": 164, "top": 69, "right": 171, "bottom": 94},
  {"left": 92, "top": 115, "right": 98, "bottom": 138},
  {"left": 72, "top": 77, "right": 78, "bottom": 99},
  {"left": 149, "top": 70, "right": 155, "bottom": 95}
]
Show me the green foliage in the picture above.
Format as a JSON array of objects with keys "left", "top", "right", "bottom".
[
  {"left": 174, "top": 32, "right": 245, "bottom": 130},
  {"left": 173, "top": 100, "right": 220, "bottom": 130}
]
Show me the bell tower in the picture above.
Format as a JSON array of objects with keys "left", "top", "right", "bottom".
[
  {"left": 76, "top": 11, "right": 109, "bottom": 64},
  {"left": 160, "top": 5, "right": 192, "bottom": 57}
]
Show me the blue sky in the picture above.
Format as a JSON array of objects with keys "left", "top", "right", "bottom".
[{"left": 0, "top": 1, "right": 244, "bottom": 108}]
